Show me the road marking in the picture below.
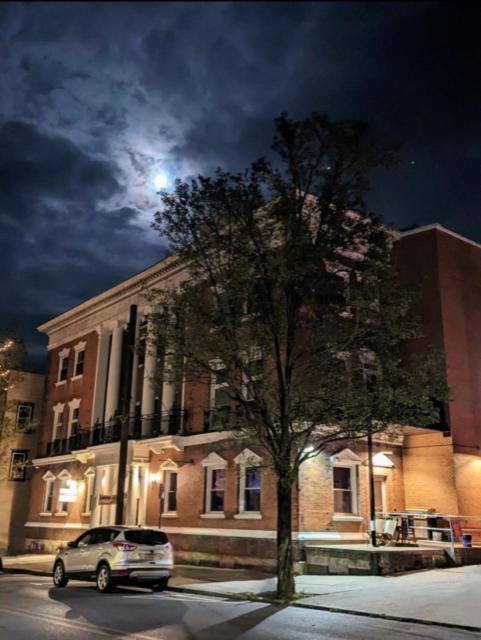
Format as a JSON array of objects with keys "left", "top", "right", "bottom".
[
  {"left": 0, "top": 606, "right": 163, "bottom": 640},
  {"left": 127, "top": 593, "right": 229, "bottom": 603}
]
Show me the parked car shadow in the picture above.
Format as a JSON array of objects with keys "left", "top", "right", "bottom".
[
  {"left": 48, "top": 583, "right": 284, "bottom": 639},
  {"left": 48, "top": 583, "right": 189, "bottom": 636}
]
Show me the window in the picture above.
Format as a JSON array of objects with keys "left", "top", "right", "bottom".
[
  {"left": 124, "top": 529, "right": 169, "bottom": 546},
  {"left": 333, "top": 465, "right": 359, "bottom": 515},
  {"left": 73, "top": 346, "right": 85, "bottom": 377},
  {"left": 52, "top": 403, "right": 65, "bottom": 441},
  {"left": 83, "top": 468, "right": 95, "bottom": 515},
  {"left": 67, "top": 398, "right": 81, "bottom": 438},
  {"left": 234, "top": 448, "right": 262, "bottom": 517},
  {"left": 206, "top": 468, "right": 226, "bottom": 512},
  {"left": 201, "top": 452, "right": 227, "bottom": 517},
  {"left": 76, "top": 531, "right": 94, "bottom": 547},
  {"left": 211, "top": 366, "right": 229, "bottom": 409},
  {"left": 42, "top": 471, "right": 56, "bottom": 514},
  {"left": 243, "top": 351, "right": 263, "bottom": 402},
  {"left": 164, "top": 471, "right": 177, "bottom": 513},
  {"left": 56, "top": 470, "right": 72, "bottom": 515},
  {"left": 244, "top": 278, "right": 263, "bottom": 317},
  {"left": 243, "top": 467, "right": 261, "bottom": 511},
  {"left": 208, "top": 361, "right": 230, "bottom": 430},
  {"left": 9, "top": 450, "right": 28, "bottom": 481},
  {"left": 57, "top": 348, "right": 70, "bottom": 382},
  {"left": 16, "top": 403, "right": 34, "bottom": 429}
]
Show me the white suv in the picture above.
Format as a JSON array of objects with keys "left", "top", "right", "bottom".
[{"left": 53, "top": 526, "right": 174, "bottom": 593}]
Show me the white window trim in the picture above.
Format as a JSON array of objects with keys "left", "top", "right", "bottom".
[
  {"left": 209, "top": 359, "right": 229, "bottom": 410},
  {"left": 57, "top": 348, "right": 70, "bottom": 383},
  {"left": 52, "top": 403, "right": 65, "bottom": 442},
  {"left": 67, "top": 398, "right": 81, "bottom": 438},
  {"left": 201, "top": 453, "right": 227, "bottom": 516},
  {"left": 234, "top": 448, "right": 262, "bottom": 517},
  {"left": 241, "top": 348, "right": 263, "bottom": 401},
  {"left": 163, "top": 469, "right": 178, "bottom": 515},
  {"left": 82, "top": 467, "right": 95, "bottom": 516},
  {"left": 73, "top": 341, "right": 86, "bottom": 379},
  {"left": 16, "top": 402, "right": 34, "bottom": 428},
  {"left": 332, "top": 461, "right": 359, "bottom": 517},
  {"left": 42, "top": 470, "right": 56, "bottom": 515},
  {"left": 55, "top": 469, "right": 72, "bottom": 516}
]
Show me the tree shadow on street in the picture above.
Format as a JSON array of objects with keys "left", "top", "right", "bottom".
[{"left": 193, "top": 602, "right": 286, "bottom": 640}]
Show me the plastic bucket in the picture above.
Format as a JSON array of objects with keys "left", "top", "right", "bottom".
[{"left": 462, "top": 534, "right": 472, "bottom": 548}]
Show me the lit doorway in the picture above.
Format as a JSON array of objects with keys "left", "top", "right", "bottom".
[{"left": 374, "top": 475, "right": 387, "bottom": 515}]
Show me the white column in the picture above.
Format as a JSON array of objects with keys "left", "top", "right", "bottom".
[
  {"left": 141, "top": 316, "right": 157, "bottom": 436},
  {"left": 104, "top": 321, "right": 124, "bottom": 423},
  {"left": 91, "top": 465, "right": 104, "bottom": 527},
  {"left": 137, "top": 465, "right": 149, "bottom": 526},
  {"left": 91, "top": 326, "right": 111, "bottom": 426},
  {"left": 129, "top": 314, "right": 141, "bottom": 434}
]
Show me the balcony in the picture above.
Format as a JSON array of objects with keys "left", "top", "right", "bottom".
[{"left": 44, "top": 410, "right": 188, "bottom": 457}]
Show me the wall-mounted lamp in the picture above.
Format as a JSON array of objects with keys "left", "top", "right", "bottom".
[{"left": 149, "top": 472, "right": 161, "bottom": 484}]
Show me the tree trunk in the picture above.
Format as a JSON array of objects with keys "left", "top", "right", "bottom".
[{"left": 276, "top": 476, "right": 295, "bottom": 599}]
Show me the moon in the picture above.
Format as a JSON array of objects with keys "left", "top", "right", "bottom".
[{"left": 153, "top": 172, "right": 168, "bottom": 189}]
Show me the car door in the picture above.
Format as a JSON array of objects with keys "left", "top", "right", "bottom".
[
  {"left": 65, "top": 531, "right": 93, "bottom": 574},
  {"left": 82, "top": 528, "right": 115, "bottom": 574}
]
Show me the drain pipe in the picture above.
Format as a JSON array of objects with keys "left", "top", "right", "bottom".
[{"left": 367, "top": 428, "right": 377, "bottom": 547}]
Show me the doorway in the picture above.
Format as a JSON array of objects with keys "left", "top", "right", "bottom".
[{"left": 374, "top": 475, "right": 387, "bottom": 514}]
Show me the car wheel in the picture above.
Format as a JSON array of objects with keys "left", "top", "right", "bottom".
[
  {"left": 96, "top": 563, "right": 115, "bottom": 593},
  {"left": 152, "top": 578, "right": 169, "bottom": 592},
  {"left": 53, "top": 561, "right": 69, "bottom": 588}
]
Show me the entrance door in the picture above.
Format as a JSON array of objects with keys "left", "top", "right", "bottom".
[{"left": 374, "top": 476, "right": 387, "bottom": 515}]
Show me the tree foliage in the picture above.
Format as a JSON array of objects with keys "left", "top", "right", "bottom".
[{"left": 150, "top": 113, "right": 447, "bottom": 598}]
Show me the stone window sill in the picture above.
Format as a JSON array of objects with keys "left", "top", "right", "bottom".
[
  {"left": 332, "top": 514, "right": 363, "bottom": 522},
  {"left": 71, "top": 374, "right": 83, "bottom": 382},
  {"left": 200, "top": 512, "right": 226, "bottom": 519},
  {"left": 54, "top": 512, "right": 68, "bottom": 517},
  {"left": 55, "top": 380, "right": 67, "bottom": 387},
  {"left": 81, "top": 512, "right": 91, "bottom": 517},
  {"left": 39, "top": 512, "right": 52, "bottom": 517},
  {"left": 162, "top": 512, "right": 178, "bottom": 518},
  {"left": 234, "top": 512, "right": 262, "bottom": 520}
]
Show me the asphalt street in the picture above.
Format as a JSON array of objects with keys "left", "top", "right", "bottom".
[{"left": 0, "top": 574, "right": 478, "bottom": 640}]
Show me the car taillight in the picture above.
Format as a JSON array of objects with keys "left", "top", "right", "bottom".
[{"left": 113, "top": 542, "right": 137, "bottom": 552}]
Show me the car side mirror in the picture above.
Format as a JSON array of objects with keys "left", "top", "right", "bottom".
[{"left": 67, "top": 541, "right": 76, "bottom": 548}]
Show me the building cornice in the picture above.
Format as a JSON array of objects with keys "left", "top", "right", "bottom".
[
  {"left": 399, "top": 223, "right": 481, "bottom": 252},
  {"left": 37, "top": 254, "right": 184, "bottom": 338}
]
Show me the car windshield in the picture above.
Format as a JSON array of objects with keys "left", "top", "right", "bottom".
[{"left": 124, "top": 529, "right": 169, "bottom": 546}]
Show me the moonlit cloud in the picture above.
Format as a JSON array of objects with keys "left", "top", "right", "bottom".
[{"left": 1, "top": 2, "right": 480, "bottom": 368}]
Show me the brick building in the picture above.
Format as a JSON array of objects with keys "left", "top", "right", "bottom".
[
  {"left": 22, "top": 223, "right": 481, "bottom": 566},
  {"left": 0, "top": 371, "right": 44, "bottom": 553}
]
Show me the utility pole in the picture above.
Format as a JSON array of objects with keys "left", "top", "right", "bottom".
[
  {"left": 115, "top": 305, "right": 137, "bottom": 525},
  {"left": 367, "top": 426, "right": 377, "bottom": 547}
]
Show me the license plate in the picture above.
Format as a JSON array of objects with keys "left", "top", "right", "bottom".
[{"left": 140, "top": 551, "right": 164, "bottom": 560}]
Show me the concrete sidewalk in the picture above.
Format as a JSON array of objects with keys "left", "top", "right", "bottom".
[{"left": 174, "top": 566, "right": 481, "bottom": 631}]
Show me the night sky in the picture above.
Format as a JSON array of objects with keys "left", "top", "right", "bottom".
[{"left": 1, "top": 2, "right": 480, "bottom": 369}]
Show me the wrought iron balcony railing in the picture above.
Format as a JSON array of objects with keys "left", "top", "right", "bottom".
[{"left": 44, "top": 409, "right": 188, "bottom": 457}]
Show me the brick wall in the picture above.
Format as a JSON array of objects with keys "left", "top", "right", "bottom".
[
  {"left": 402, "top": 431, "right": 459, "bottom": 513},
  {"left": 39, "top": 330, "right": 98, "bottom": 456}
]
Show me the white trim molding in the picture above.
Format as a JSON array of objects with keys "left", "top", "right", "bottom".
[
  {"left": 159, "top": 527, "right": 366, "bottom": 540},
  {"left": 201, "top": 452, "right": 227, "bottom": 468},
  {"left": 25, "top": 521, "right": 86, "bottom": 530}
]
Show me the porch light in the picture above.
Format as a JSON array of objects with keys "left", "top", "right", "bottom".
[
  {"left": 149, "top": 472, "right": 161, "bottom": 484},
  {"left": 372, "top": 452, "right": 394, "bottom": 468}
]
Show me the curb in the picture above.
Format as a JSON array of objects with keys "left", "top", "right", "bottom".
[
  {"left": 1, "top": 567, "right": 51, "bottom": 577},
  {"left": 3, "top": 570, "right": 481, "bottom": 633},
  {"left": 167, "top": 585, "right": 481, "bottom": 634}
]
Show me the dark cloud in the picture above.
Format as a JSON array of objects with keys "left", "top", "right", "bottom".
[{"left": 1, "top": 2, "right": 480, "bottom": 368}]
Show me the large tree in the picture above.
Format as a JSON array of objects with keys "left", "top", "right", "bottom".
[
  {"left": 150, "top": 113, "right": 447, "bottom": 599},
  {"left": 0, "top": 335, "right": 26, "bottom": 476}
]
